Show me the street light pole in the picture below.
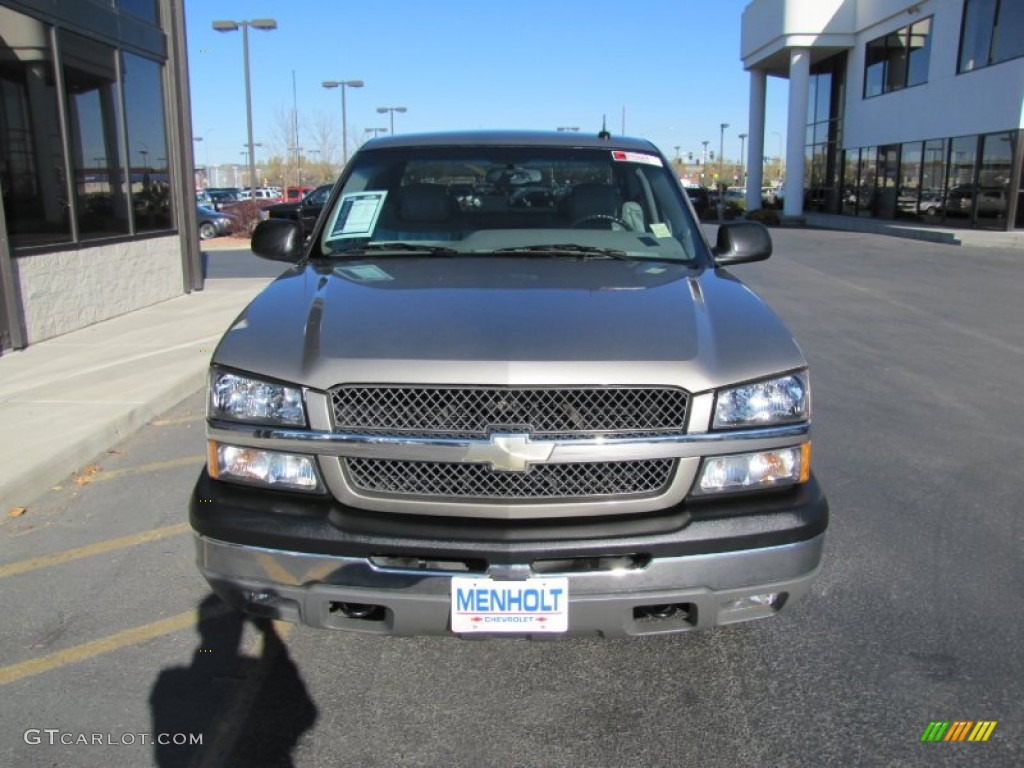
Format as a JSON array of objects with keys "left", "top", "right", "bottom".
[
  {"left": 718, "top": 123, "right": 729, "bottom": 218},
  {"left": 738, "top": 133, "right": 748, "bottom": 187},
  {"left": 213, "top": 18, "right": 277, "bottom": 200},
  {"left": 701, "top": 140, "right": 709, "bottom": 185},
  {"left": 718, "top": 123, "right": 729, "bottom": 187},
  {"left": 376, "top": 106, "right": 407, "bottom": 135},
  {"left": 322, "top": 79, "right": 364, "bottom": 166}
]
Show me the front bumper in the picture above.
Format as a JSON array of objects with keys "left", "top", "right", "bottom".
[
  {"left": 191, "top": 471, "right": 827, "bottom": 637},
  {"left": 197, "top": 533, "right": 823, "bottom": 637}
]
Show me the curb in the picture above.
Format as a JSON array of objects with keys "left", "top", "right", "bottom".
[{"left": 0, "top": 370, "right": 207, "bottom": 511}]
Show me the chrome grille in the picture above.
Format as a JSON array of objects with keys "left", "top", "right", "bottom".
[
  {"left": 345, "top": 458, "right": 676, "bottom": 501},
  {"left": 330, "top": 386, "right": 688, "bottom": 438}
]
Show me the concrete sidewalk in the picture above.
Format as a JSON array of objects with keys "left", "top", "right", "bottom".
[
  {"left": 0, "top": 269, "right": 272, "bottom": 511},
  {"left": 804, "top": 212, "right": 1024, "bottom": 249}
]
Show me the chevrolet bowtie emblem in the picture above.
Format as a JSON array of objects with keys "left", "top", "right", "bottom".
[{"left": 462, "top": 434, "right": 556, "bottom": 472}]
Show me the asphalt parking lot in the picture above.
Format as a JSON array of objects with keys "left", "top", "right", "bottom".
[{"left": 1, "top": 229, "right": 1022, "bottom": 767}]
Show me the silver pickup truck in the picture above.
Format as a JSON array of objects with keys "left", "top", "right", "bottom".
[{"left": 190, "top": 131, "right": 827, "bottom": 637}]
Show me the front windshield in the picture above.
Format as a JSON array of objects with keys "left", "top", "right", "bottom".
[{"left": 318, "top": 145, "right": 704, "bottom": 263}]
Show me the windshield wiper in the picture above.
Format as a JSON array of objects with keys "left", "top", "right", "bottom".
[
  {"left": 330, "top": 242, "right": 461, "bottom": 258},
  {"left": 486, "top": 244, "right": 630, "bottom": 260}
]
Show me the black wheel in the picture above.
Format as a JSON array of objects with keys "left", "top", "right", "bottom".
[
  {"left": 571, "top": 214, "right": 629, "bottom": 229},
  {"left": 198, "top": 221, "right": 217, "bottom": 240}
]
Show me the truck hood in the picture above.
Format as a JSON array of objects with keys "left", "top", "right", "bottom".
[{"left": 213, "top": 257, "right": 805, "bottom": 392}]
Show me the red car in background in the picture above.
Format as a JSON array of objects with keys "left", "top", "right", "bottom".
[{"left": 284, "top": 186, "right": 314, "bottom": 203}]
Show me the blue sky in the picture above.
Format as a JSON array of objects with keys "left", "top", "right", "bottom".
[{"left": 185, "top": 0, "right": 789, "bottom": 168}]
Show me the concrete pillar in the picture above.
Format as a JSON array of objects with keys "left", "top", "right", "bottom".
[
  {"left": 784, "top": 47, "right": 811, "bottom": 218},
  {"left": 745, "top": 69, "right": 767, "bottom": 212}
]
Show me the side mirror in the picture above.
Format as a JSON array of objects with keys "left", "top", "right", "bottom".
[
  {"left": 712, "top": 221, "right": 772, "bottom": 265},
  {"left": 251, "top": 219, "right": 304, "bottom": 263}
]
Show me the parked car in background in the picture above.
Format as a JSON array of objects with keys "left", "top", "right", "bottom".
[
  {"left": 284, "top": 186, "right": 315, "bottom": 203},
  {"left": 684, "top": 186, "right": 711, "bottom": 217},
  {"left": 203, "top": 188, "right": 244, "bottom": 211},
  {"left": 196, "top": 204, "right": 237, "bottom": 240},
  {"left": 946, "top": 184, "right": 1008, "bottom": 219},
  {"left": 262, "top": 183, "right": 333, "bottom": 235},
  {"left": 239, "top": 188, "right": 281, "bottom": 202}
]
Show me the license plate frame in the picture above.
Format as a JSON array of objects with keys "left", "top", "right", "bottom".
[{"left": 450, "top": 577, "right": 569, "bottom": 633}]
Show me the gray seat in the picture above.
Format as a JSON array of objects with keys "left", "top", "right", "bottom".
[
  {"left": 565, "top": 183, "right": 622, "bottom": 224},
  {"left": 397, "top": 183, "right": 454, "bottom": 224}
]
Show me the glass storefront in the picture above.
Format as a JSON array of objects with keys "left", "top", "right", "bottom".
[
  {"left": 123, "top": 52, "right": 171, "bottom": 232},
  {"left": 0, "top": 7, "right": 71, "bottom": 247},
  {"left": 0, "top": 4, "right": 171, "bottom": 250},
  {"left": 61, "top": 30, "right": 130, "bottom": 239},
  {"left": 838, "top": 131, "right": 1020, "bottom": 229}
]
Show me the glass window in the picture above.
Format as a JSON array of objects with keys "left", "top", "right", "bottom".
[
  {"left": 907, "top": 19, "right": 932, "bottom": 86},
  {"left": 317, "top": 145, "right": 705, "bottom": 264},
  {"left": 977, "top": 132, "right": 1013, "bottom": 228},
  {"left": 945, "top": 136, "right": 979, "bottom": 220},
  {"left": 992, "top": 0, "right": 1024, "bottom": 64},
  {"left": 884, "top": 32, "right": 908, "bottom": 92},
  {"left": 898, "top": 142, "right": 922, "bottom": 219},
  {"left": 122, "top": 52, "right": 170, "bottom": 232},
  {"left": 864, "top": 38, "right": 886, "bottom": 97},
  {"left": 959, "top": 0, "right": 998, "bottom": 72},
  {"left": 865, "top": 19, "right": 932, "bottom": 96},
  {"left": 60, "top": 30, "right": 129, "bottom": 239},
  {"left": 921, "top": 139, "right": 946, "bottom": 218},
  {"left": 117, "top": 0, "right": 158, "bottom": 25},
  {"left": 857, "top": 147, "right": 877, "bottom": 218},
  {"left": 0, "top": 7, "right": 71, "bottom": 248},
  {"left": 815, "top": 73, "right": 832, "bottom": 122}
]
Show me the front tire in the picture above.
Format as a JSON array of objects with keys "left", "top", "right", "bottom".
[{"left": 198, "top": 221, "right": 217, "bottom": 240}]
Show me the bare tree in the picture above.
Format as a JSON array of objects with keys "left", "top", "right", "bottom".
[{"left": 307, "top": 110, "right": 340, "bottom": 174}]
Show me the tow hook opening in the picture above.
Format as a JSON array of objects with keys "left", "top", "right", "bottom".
[
  {"left": 328, "top": 601, "right": 387, "bottom": 621},
  {"left": 633, "top": 603, "right": 695, "bottom": 623}
]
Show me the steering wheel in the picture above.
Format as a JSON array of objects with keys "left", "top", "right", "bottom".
[{"left": 571, "top": 214, "right": 629, "bottom": 229}]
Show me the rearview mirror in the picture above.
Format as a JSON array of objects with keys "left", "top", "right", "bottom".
[
  {"left": 251, "top": 219, "right": 304, "bottom": 263},
  {"left": 712, "top": 222, "right": 772, "bottom": 265}
]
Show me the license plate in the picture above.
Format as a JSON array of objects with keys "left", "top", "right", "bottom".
[{"left": 451, "top": 577, "right": 569, "bottom": 633}]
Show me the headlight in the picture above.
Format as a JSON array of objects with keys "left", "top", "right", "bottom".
[
  {"left": 692, "top": 444, "right": 810, "bottom": 496},
  {"left": 714, "top": 371, "right": 808, "bottom": 429},
  {"left": 209, "top": 442, "right": 322, "bottom": 492},
  {"left": 209, "top": 371, "right": 306, "bottom": 426}
]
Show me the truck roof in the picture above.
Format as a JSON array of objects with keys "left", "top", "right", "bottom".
[{"left": 361, "top": 130, "right": 660, "bottom": 153}]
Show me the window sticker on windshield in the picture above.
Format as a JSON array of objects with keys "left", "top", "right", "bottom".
[
  {"left": 611, "top": 151, "right": 663, "bottom": 167},
  {"left": 328, "top": 191, "right": 388, "bottom": 238},
  {"left": 650, "top": 222, "right": 672, "bottom": 238},
  {"left": 334, "top": 264, "right": 393, "bottom": 281}
]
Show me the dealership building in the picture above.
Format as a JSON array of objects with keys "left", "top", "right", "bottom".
[
  {"left": 741, "top": 0, "right": 1023, "bottom": 230},
  {"left": 0, "top": 0, "right": 198, "bottom": 353}
]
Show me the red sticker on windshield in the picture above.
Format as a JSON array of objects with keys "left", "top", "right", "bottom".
[{"left": 611, "top": 151, "right": 663, "bottom": 167}]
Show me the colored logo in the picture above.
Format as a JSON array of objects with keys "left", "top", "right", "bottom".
[{"left": 920, "top": 721, "right": 997, "bottom": 742}]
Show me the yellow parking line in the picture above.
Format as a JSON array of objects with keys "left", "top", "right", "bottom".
[
  {"left": 151, "top": 414, "right": 205, "bottom": 426},
  {"left": 0, "top": 522, "right": 191, "bottom": 580},
  {"left": 92, "top": 455, "right": 206, "bottom": 482},
  {"left": 0, "top": 608, "right": 217, "bottom": 686}
]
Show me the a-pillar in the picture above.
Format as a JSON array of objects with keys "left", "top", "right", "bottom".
[
  {"left": 784, "top": 47, "right": 811, "bottom": 219},
  {"left": 745, "top": 69, "right": 766, "bottom": 212}
]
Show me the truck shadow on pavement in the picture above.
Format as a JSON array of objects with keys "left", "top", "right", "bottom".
[{"left": 149, "top": 593, "right": 317, "bottom": 767}]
